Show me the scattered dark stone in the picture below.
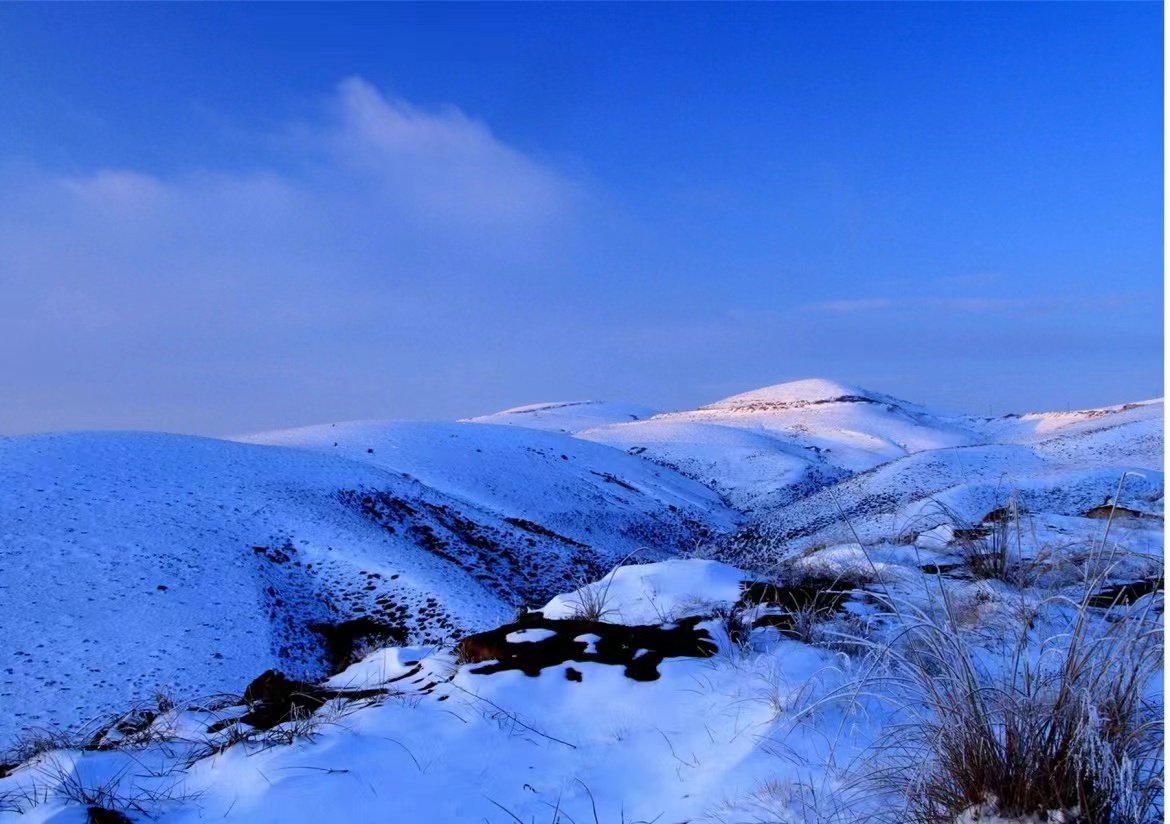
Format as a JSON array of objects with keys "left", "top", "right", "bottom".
[
  {"left": 565, "top": 667, "right": 583, "bottom": 682},
  {"left": 87, "top": 808, "right": 133, "bottom": 824},
  {"left": 367, "top": 448, "right": 374, "bottom": 454},
  {"left": 239, "top": 671, "right": 329, "bottom": 730},
  {"left": 238, "top": 670, "right": 389, "bottom": 731},
  {"left": 503, "top": 517, "right": 587, "bottom": 547},
  {"left": 156, "top": 585, "right": 168, "bottom": 592},
  {"left": 920, "top": 563, "right": 962, "bottom": 575},
  {"left": 1088, "top": 578, "right": 1164, "bottom": 609},
  {"left": 252, "top": 544, "right": 292, "bottom": 564},
  {"left": 736, "top": 577, "right": 854, "bottom": 613},
  {"left": 456, "top": 615, "right": 715, "bottom": 681},
  {"left": 85, "top": 704, "right": 160, "bottom": 750}
]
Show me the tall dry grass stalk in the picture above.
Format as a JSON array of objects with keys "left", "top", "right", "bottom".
[{"left": 863, "top": 473, "right": 1164, "bottom": 822}]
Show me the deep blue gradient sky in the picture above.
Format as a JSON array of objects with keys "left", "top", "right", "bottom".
[{"left": 0, "top": 3, "right": 1162, "bottom": 434}]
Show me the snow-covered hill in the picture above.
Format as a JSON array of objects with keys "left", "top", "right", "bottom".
[
  {"left": 727, "top": 395, "right": 1164, "bottom": 562},
  {"left": 0, "top": 379, "right": 1161, "bottom": 822},
  {"left": 0, "top": 425, "right": 733, "bottom": 746},
  {"left": 571, "top": 379, "right": 978, "bottom": 511}
]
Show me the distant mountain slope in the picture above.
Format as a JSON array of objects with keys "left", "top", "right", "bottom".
[
  {"left": 727, "top": 398, "right": 1164, "bottom": 563},
  {"left": 577, "top": 379, "right": 978, "bottom": 511},
  {"left": 968, "top": 397, "right": 1163, "bottom": 465}
]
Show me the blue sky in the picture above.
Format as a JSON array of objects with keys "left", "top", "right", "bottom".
[{"left": 0, "top": 3, "right": 1162, "bottom": 434}]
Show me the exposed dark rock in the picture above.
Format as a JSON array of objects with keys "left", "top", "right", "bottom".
[
  {"left": 920, "top": 563, "right": 963, "bottom": 576},
  {"left": 309, "top": 618, "right": 408, "bottom": 674},
  {"left": 238, "top": 670, "right": 389, "bottom": 731},
  {"left": 1088, "top": 578, "right": 1163, "bottom": 609},
  {"left": 456, "top": 615, "right": 716, "bottom": 681},
  {"left": 1083, "top": 505, "right": 1149, "bottom": 520},
  {"left": 730, "top": 576, "right": 863, "bottom": 642},
  {"left": 982, "top": 507, "right": 1018, "bottom": 524}
]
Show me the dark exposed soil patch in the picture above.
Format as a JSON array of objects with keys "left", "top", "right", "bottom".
[
  {"left": 737, "top": 578, "right": 853, "bottom": 611},
  {"left": 1088, "top": 577, "right": 1163, "bottom": 609},
  {"left": 705, "top": 394, "right": 882, "bottom": 414},
  {"left": 456, "top": 614, "right": 716, "bottom": 682},
  {"left": 309, "top": 618, "right": 408, "bottom": 674},
  {"left": 340, "top": 487, "right": 601, "bottom": 609},
  {"left": 87, "top": 808, "right": 133, "bottom": 824}
]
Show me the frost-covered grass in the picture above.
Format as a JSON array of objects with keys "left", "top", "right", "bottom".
[{"left": 857, "top": 583, "right": 1162, "bottom": 822}]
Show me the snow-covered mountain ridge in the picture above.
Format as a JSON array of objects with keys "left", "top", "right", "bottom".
[{"left": 0, "top": 378, "right": 1161, "bottom": 823}]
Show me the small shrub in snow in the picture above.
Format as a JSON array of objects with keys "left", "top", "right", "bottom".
[
  {"left": 865, "top": 582, "right": 1162, "bottom": 822},
  {"left": 4, "top": 728, "right": 78, "bottom": 765}
]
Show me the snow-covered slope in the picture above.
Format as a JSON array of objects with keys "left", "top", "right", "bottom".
[
  {"left": 237, "top": 420, "right": 735, "bottom": 545},
  {"left": 1, "top": 380, "right": 1161, "bottom": 772},
  {"left": 463, "top": 400, "right": 657, "bottom": 433},
  {"left": 0, "top": 426, "right": 734, "bottom": 747},
  {"left": 577, "top": 379, "right": 978, "bottom": 511},
  {"left": 0, "top": 381, "right": 1162, "bottom": 823},
  {"left": 728, "top": 398, "right": 1164, "bottom": 561}
]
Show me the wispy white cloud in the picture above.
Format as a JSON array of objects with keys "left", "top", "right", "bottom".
[
  {"left": 326, "top": 77, "right": 575, "bottom": 231},
  {"left": 0, "top": 79, "right": 584, "bottom": 434}
]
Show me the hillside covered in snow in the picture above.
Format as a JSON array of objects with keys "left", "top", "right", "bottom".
[{"left": 0, "top": 379, "right": 1162, "bottom": 823}]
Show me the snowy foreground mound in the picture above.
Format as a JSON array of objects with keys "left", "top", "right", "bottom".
[
  {"left": 0, "top": 380, "right": 1162, "bottom": 822},
  {"left": 1, "top": 543, "right": 1162, "bottom": 822}
]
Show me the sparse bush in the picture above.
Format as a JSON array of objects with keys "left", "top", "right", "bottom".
[
  {"left": 566, "top": 579, "right": 619, "bottom": 622},
  {"left": 6, "top": 755, "right": 200, "bottom": 817},
  {"left": 4, "top": 728, "right": 79, "bottom": 765},
  {"left": 564, "top": 549, "right": 651, "bottom": 622},
  {"left": 956, "top": 513, "right": 1014, "bottom": 581}
]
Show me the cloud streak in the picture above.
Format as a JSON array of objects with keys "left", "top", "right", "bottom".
[
  {"left": 0, "top": 79, "right": 583, "bottom": 434},
  {"left": 801, "top": 293, "right": 1141, "bottom": 316}
]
